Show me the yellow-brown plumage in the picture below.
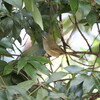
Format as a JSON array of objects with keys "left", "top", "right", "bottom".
[{"left": 42, "top": 34, "right": 65, "bottom": 57}]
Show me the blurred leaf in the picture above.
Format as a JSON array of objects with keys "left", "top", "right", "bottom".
[
  {"left": 0, "top": 37, "right": 13, "bottom": 49},
  {"left": 50, "top": 92, "right": 66, "bottom": 99},
  {"left": 0, "top": 60, "right": 7, "bottom": 75},
  {"left": 68, "top": 82, "right": 83, "bottom": 100},
  {"left": 6, "top": 86, "right": 31, "bottom": 100},
  {"left": 79, "top": 19, "right": 87, "bottom": 24},
  {"left": 69, "top": 0, "right": 79, "bottom": 14},
  {"left": 0, "top": 47, "right": 12, "bottom": 56},
  {"left": 4, "top": 2, "right": 12, "bottom": 13},
  {"left": 94, "top": 0, "right": 100, "bottom": 5},
  {"left": 96, "top": 57, "right": 100, "bottom": 65},
  {"left": 29, "top": 61, "right": 50, "bottom": 76},
  {"left": 70, "top": 74, "right": 87, "bottom": 87},
  {"left": 4, "top": 0, "right": 22, "bottom": 9},
  {"left": 18, "top": 80, "right": 35, "bottom": 91},
  {"left": 86, "top": 11, "right": 97, "bottom": 25},
  {"left": 0, "top": 90, "right": 7, "bottom": 100},
  {"left": 91, "top": 40, "right": 100, "bottom": 52},
  {"left": 16, "top": 97, "right": 24, "bottom": 100},
  {"left": 24, "top": 0, "right": 43, "bottom": 30},
  {"left": 24, "top": 64, "right": 36, "bottom": 80},
  {"left": 65, "top": 65, "right": 84, "bottom": 74},
  {"left": 36, "top": 88, "right": 48, "bottom": 100},
  {"left": 17, "top": 58, "right": 28, "bottom": 73},
  {"left": 94, "top": 73, "right": 100, "bottom": 90},
  {"left": 29, "top": 56, "right": 52, "bottom": 64},
  {"left": 22, "top": 45, "right": 39, "bottom": 57},
  {"left": 47, "top": 72, "right": 67, "bottom": 83},
  {"left": 79, "top": 1, "right": 91, "bottom": 17},
  {"left": 3, "top": 64, "right": 13, "bottom": 76},
  {"left": 83, "top": 75, "right": 95, "bottom": 93},
  {"left": 0, "top": 17, "right": 14, "bottom": 39}
]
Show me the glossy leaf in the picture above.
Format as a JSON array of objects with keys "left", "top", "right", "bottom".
[
  {"left": 29, "top": 61, "right": 50, "bottom": 76},
  {"left": 6, "top": 86, "right": 31, "bottom": 100},
  {"left": 68, "top": 82, "right": 83, "bottom": 100},
  {"left": 36, "top": 88, "right": 48, "bottom": 100},
  {"left": 0, "top": 48, "right": 12, "bottom": 56},
  {"left": 50, "top": 92, "right": 66, "bottom": 99},
  {"left": 29, "top": 56, "right": 52, "bottom": 64},
  {"left": 69, "top": 0, "right": 79, "bottom": 13},
  {"left": 4, "top": 2, "right": 12, "bottom": 13},
  {"left": 83, "top": 75, "right": 95, "bottom": 92},
  {"left": 4, "top": 0, "right": 22, "bottom": 9},
  {"left": 3, "top": 64, "right": 13, "bottom": 76},
  {"left": 79, "top": 1, "right": 91, "bottom": 16},
  {"left": 47, "top": 72, "right": 67, "bottom": 83},
  {"left": 94, "top": 0, "right": 100, "bottom": 5},
  {"left": 86, "top": 11, "right": 97, "bottom": 25},
  {"left": 24, "top": 64, "right": 36, "bottom": 80},
  {"left": 18, "top": 80, "right": 35, "bottom": 91},
  {"left": 65, "top": 65, "right": 83, "bottom": 74},
  {"left": 24, "top": 0, "right": 43, "bottom": 30},
  {"left": 0, "top": 37, "right": 13, "bottom": 49},
  {"left": 70, "top": 74, "right": 87, "bottom": 87},
  {"left": 17, "top": 58, "right": 27, "bottom": 73}
]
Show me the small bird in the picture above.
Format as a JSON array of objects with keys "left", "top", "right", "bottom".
[
  {"left": 42, "top": 34, "right": 65, "bottom": 57},
  {"left": 42, "top": 34, "right": 79, "bottom": 57}
]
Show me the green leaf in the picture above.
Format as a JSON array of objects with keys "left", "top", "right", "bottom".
[
  {"left": 94, "top": 0, "right": 100, "bottom": 5},
  {"left": 0, "top": 37, "right": 13, "bottom": 49},
  {"left": 68, "top": 82, "right": 83, "bottom": 100},
  {"left": 0, "top": 60, "right": 7, "bottom": 67},
  {"left": 79, "top": 1, "right": 91, "bottom": 17},
  {"left": 65, "top": 65, "right": 83, "bottom": 74},
  {"left": 29, "top": 61, "right": 50, "bottom": 76},
  {"left": 24, "top": 64, "right": 36, "bottom": 80},
  {"left": 47, "top": 72, "right": 67, "bottom": 83},
  {"left": 91, "top": 40, "right": 100, "bottom": 52},
  {"left": 18, "top": 80, "right": 35, "bottom": 91},
  {"left": 83, "top": 75, "right": 95, "bottom": 93},
  {"left": 50, "top": 92, "right": 66, "bottom": 99},
  {"left": 36, "top": 88, "right": 48, "bottom": 100},
  {"left": 16, "top": 97, "right": 24, "bottom": 100},
  {"left": 69, "top": 0, "right": 79, "bottom": 14},
  {"left": 0, "top": 47, "right": 12, "bottom": 57},
  {"left": 24, "top": 0, "right": 43, "bottom": 30},
  {"left": 29, "top": 56, "right": 52, "bottom": 64},
  {"left": 4, "top": 2, "right": 12, "bottom": 13},
  {"left": 0, "top": 90, "right": 7, "bottom": 100},
  {"left": 86, "top": 11, "right": 97, "bottom": 25},
  {"left": 4, "top": 0, "right": 22, "bottom": 9},
  {"left": 6, "top": 86, "right": 31, "bottom": 100},
  {"left": 3, "top": 64, "right": 13, "bottom": 76},
  {"left": 70, "top": 74, "right": 87, "bottom": 87},
  {"left": 17, "top": 58, "right": 27, "bottom": 73}
]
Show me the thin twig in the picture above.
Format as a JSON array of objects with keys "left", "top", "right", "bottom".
[
  {"left": 96, "top": 22, "right": 100, "bottom": 35},
  {"left": 53, "top": 78, "right": 72, "bottom": 82},
  {"left": 74, "top": 16, "right": 92, "bottom": 52},
  {"left": 65, "top": 51, "right": 99, "bottom": 56},
  {"left": 92, "top": 56, "right": 98, "bottom": 72},
  {"left": 70, "top": 57, "right": 94, "bottom": 67},
  {"left": 58, "top": 8, "right": 70, "bottom": 65}
]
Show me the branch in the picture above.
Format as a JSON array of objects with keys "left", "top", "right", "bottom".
[
  {"left": 66, "top": 51, "right": 99, "bottom": 57},
  {"left": 58, "top": 6, "right": 70, "bottom": 66},
  {"left": 74, "top": 16, "right": 92, "bottom": 52}
]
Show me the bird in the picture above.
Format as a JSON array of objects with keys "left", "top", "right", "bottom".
[{"left": 42, "top": 34, "right": 79, "bottom": 57}]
